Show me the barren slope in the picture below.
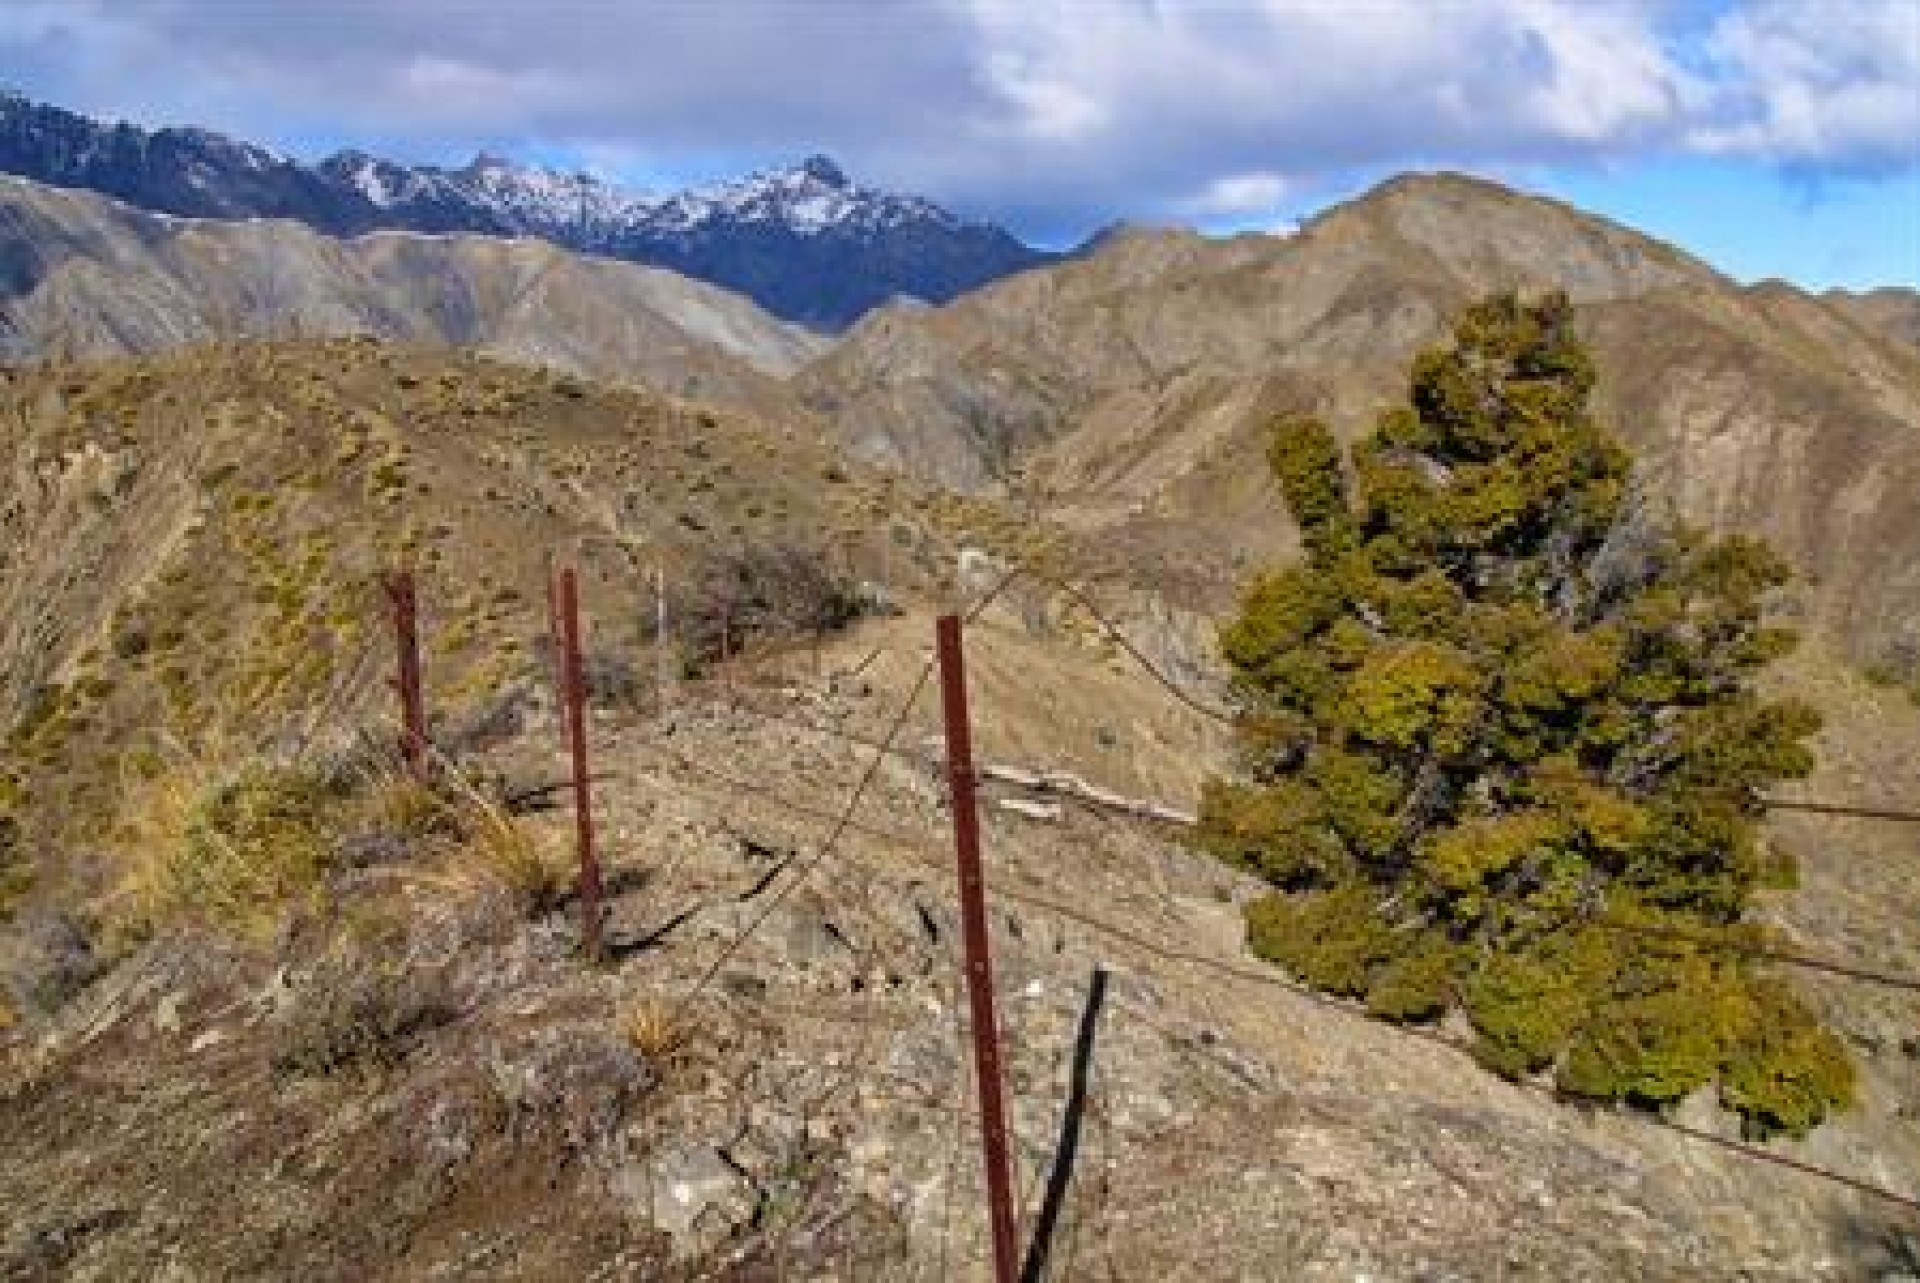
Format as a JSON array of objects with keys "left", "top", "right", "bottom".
[
  {"left": 0, "top": 339, "right": 1067, "bottom": 916},
  {"left": 4, "top": 596, "right": 1918, "bottom": 1279},
  {"left": 4, "top": 182, "right": 1920, "bottom": 1279},
  {"left": 1825, "top": 287, "right": 1920, "bottom": 351},
  {"left": 0, "top": 175, "right": 826, "bottom": 413},
  {"left": 799, "top": 173, "right": 1920, "bottom": 670}
]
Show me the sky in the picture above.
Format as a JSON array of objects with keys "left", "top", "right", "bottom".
[{"left": 1, "top": 0, "right": 1915, "bottom": 288}]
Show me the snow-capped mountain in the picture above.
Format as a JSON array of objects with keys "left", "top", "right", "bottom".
[{"left": 0, "top": 90, "right": 1053, "bottom": 328}]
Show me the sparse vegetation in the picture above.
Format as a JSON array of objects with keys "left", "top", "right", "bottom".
[
  {"left": 273, "top": 951, "right": 459, "bottom": 1080},
  {"left": 111, "top": 755, "right": 346, "bottom": 937},
  {"left": 1199, "top": 292, "right": 1852, "bottom": 1136},
  {"left": 104, "top": 736, "right": 566, "bottom": 940},
  {"left": 664, "top": 541, "right": 867, "bottom": 671},
  {"left": 620, "top": 997, "right": 692, "bottom": 1068}
]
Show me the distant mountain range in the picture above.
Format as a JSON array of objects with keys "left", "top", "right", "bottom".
[
  {"left": 0, "top": 172, "right": 834, "bottom": 430},
  {"left": 0, "top": 90, "right": 1054, "bottom": 329}
]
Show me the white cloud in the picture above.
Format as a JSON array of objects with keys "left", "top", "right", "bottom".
[
  {"left": 1188, "top": 171, "right": 1292, "bottom": 219},
  {"left": 1691, "top": 0, "right": 1920, "bottom": 169},
  {"left": 0, "top": 0, "right": 1912, "bottom": 238},
  {"left": 978, "top": 36, "right": 1109, "bottom": 145}
]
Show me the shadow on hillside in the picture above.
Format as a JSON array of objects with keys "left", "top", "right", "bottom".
[
  {"left": 1021, "top": 966, "right": 1109, "bottom": 1283},
  {"left": 1830, "top": 1203, "right": 1920, "bottom": 1278}
]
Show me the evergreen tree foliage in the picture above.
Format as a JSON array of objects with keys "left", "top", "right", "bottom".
[{"left": 1199, "top": 292, "right": 1851, "bottom": 1136}]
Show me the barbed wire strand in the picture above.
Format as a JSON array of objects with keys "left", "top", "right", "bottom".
[
  {"left": 666, "top": 569, "right": 1022, "bottom": 1025},
  {"left": 1581, "top": 916, "right": 1920, "bottom": 995},
  {"left": 658, "top": 736, "right": 1920, "bottom": 1001},
  {"left": 651, "top": 747, "right": 1920, "bottom": 1220},
  {"left": 1760, "top": 797, "right": 1920, "bottom": 824},
  {"left": 1016, "top": 562, "right": 1238, "bottom": 725},
  {"left": 682, "top": 685, "right": 1920, "bottom": 995}
]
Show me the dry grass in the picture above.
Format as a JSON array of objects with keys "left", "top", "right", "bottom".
[
  {"left": 103, "top": 729, "right": 572, "bottom": 940},
  {"left": 442, "top": 768, "right": 574, "bottom": 910},
  {"left": 355, "top": 767, "right": 454, "bottom": 839},
  {"left": 620, "top": 996, "right": 692, "bottom": 1068},
  {"left": 107, "top": 738, "right": 342, "bottom": 940}
]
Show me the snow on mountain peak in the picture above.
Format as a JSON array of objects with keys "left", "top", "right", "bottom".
[
  {"left": 0, "top": 89, "right": 1053, "bottom": 327},
  {"left": 646, "top": 155, "right": 959, "bottom": 238},
  {"left": 311, "top": 142, "right": 939, "bottom": 241}
]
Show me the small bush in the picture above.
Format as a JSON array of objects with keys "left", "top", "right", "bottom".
[
  {"left": 274, "top": 962, "right": 458, "bottom": 1079},
  {"left": 1719, "top": 980, "right": 1855, "bottom": 1138},
  {"left": 1557, "top": 976, "right": 1724, "bottom": 1106},
  {"left": 109, "top": 743, "right": 565, "bottom": 937},
  {"left": 664, "top": 542, "right": 866, "bottom": 670},
  {"left": 621, "top": 997, "right": 691, "bottom": 1067},
  {"left": 1460, "top": 932, "right": 1612, "bottom": 1079},
  {"left": 579, "top": 649, "right": 643, "bottom": 709},
  {"left": 1205, "top": 291, "right": 1851, "bottom": 1135},
  {"left": 1365, "top": 932, "right": 1458, "bottom": 1022},
  {"left": 421, "top": 766, "right": 574, "bottom": 914},
  {"left": 117, "top": 760, "right": 345, "bottom": 936}
]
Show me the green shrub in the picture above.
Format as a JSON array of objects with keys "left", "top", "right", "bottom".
[
  {"left": 165, "top": 764, "right": 341, "bottom": 929},
  {"left": 1206, "top": 292, "right": 1849, "bottom": 1133},
  {"left": 1461, "top": 935, "right": 1608, "bottom": 1078},
  {"left": 1719, "top": 980, "right": 1855, "bottom": 1138},
  {"left": 1245, "top": 885, "right": 1399, "bottom": 997},
  {"left": 1557, "top": 961, "right": 1726, "bottom": 1106},
  {"left": 1365, "top": 932, "right": 1458, "bottom": 1023}
]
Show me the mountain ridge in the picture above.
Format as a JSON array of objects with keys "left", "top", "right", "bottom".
[
  {"left": 3, "top": 338, "right": 1919, "bottom": 1279},
  {"left": 0, "top": 172, "right": 830, "bottom": 415},
  {"left": 0, "top": 90, "right": 1055, "bottom": 329},
  {"left": 797, "top": 170, "right": 1920, "bottom": 672},
  {"left": 5, "top": 166, "right": 1920, "bottom": 1274}
]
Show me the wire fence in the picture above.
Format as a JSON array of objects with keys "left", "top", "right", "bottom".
[
  {"left": 364, "top": 553, "right": 1920, "bottom": 1271},
  {"left": 651, "top": 720, "right": 1920, "bottom": 1222}
]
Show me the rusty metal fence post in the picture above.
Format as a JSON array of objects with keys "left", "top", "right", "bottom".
[
  {"left": 935, "top": 613, "right": 1021, "bottom": 1283},
  {"left": 384, "top": 569, "right": 427, "bottom": 776},
  {"left": 556, "top": 566, "right": 605, "bottom": 962},
  {"left": 546, "top": 562, "right": 571, "bottom": 746}
]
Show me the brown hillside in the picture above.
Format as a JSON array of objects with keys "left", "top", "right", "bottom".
[
  {"left": 4, "top": 182, "right": 1920, "bottom": 1279},
  {"left": 0, "top": 339, "right": 1067, "bottom": 910},
  {"left": 0, "top": 175, "right": 825, "bottom": 416},
  {"left": 799, "top": 173, "right": 1920, "bottom": 671},
  {"left": 1824, "top": 286, "right": 1920, "bottom": 351}
]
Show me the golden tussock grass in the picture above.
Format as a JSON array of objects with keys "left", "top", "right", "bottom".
[
  {"left": 620, "top": 995, "right": 693, "bottom": 1069},
  {"left": 104, "top": 730, "right": 573, "bottom": 940},
  {"left": 359, "top": 745, "right": 568, "bottom": 918},
  {"left": 106, "top": 735, "right": 341, "bottom": 940}
]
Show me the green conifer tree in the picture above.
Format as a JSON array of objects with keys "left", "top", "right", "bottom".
[{"left": 1200, "top": 291, "right": 1851, "bottom": 1136}]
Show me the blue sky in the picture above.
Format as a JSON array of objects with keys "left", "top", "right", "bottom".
[{"left": 2, "top": 0, "right": 1915, "bottom": 288}]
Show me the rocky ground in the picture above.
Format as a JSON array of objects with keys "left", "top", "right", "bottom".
[{"left": 4, "top": 603, "right": 1918, "bottom": 1281}]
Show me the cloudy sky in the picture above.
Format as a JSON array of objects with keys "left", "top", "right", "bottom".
[{"left": 3, "top": 0, "right": 1916, "bottom": 286}]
